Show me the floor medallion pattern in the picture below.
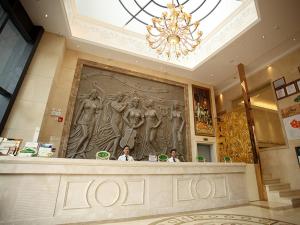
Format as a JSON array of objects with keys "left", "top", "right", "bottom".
[{"left": 149, "top": 214, "right": 296, "bottom": 225}]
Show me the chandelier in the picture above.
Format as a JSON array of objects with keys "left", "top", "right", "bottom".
[{"left": 146, "top": 1, "right": 203, "bottom": 59}]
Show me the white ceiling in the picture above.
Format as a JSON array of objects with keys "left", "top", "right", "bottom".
[
  {"left": 61, "top": 0, "right": 258, "bottom": 70},
  {"left": 75, "top": 0, "right": 242, "bottom": 37},
  {"left": 20, "top": 0, "right": 300, "bottom": 92}
]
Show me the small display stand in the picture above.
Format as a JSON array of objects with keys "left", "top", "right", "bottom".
[
  {"left": 148, "top": 154, "right": 157, "bottom": 162},
  {"left": 38, "top": 144, "right": 54, "bottom": 157},
  {"left": 0, "top": 138, "right": 22, "bottom": 156}
]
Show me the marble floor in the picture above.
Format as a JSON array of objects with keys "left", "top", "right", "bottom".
[{"left": 67, "top": 204, "right": 300, "bottom": 225}]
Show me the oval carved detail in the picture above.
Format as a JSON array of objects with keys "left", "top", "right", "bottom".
[
  {"left": 195, "top": 178, "right": 212, "bottom": 199},
  {"left": 95, "top": 180, "right": 120, "bottom": 207}
]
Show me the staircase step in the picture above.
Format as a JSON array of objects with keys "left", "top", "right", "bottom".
[
  {"left": 249, "top": 201, "right": 292, "bottom": 210},
  {"left": 291, "top": 197, "right": 300, "bottom": 207},
  {"left": 263, "top": 173, "right": 272, "bottom": 180},
  {"left": 279, "top": 189, "right": 300, "bottom": 197},
  {"left": 267, "top": 183, "right": 290, "bottom": 191},
  {"left": 281, "top": 195, "right": 300, "bottom": 208},
  {"left": 263, "top": 178, "right": 280, "bottom": 185}
]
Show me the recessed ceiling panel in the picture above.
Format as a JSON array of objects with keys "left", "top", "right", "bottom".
[
  {"left": 76, "top": 0, "right": 242, "bottom": 38},
  {"left": 64, "top": 0, "right": 259, "bottom": 69}
]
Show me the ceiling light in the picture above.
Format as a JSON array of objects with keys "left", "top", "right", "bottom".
[
  {"left": 293, "top": 37, "right": 296, "bottom": 41},
  {"left": 262, "top": 35, "right": 265, "bottom": 39},
  {"left": 44, "top": 14, "right": 48, "bottom": 18},
  {"left": 146, "top": 1, "right": 203, "bottom": 59}
]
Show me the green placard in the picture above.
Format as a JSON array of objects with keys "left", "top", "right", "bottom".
[
  {"left": 158, "top": 154, "right": 168, "bottom": 162},
  {"left": 96, "top": 151, "right": 110, "bottom": 160}
]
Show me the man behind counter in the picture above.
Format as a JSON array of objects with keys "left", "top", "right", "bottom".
[
  {"left": 167, "top": 149, "right": 180, "bottom": 162},
  {"left": 118, "top": 145, "right": 134, "bottom": 161}
]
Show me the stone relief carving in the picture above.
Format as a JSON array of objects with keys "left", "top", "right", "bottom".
[
  {"left": 121, "top": 97, "right": 144, "bottom": 151},
  {"left": 66, "top": 89, "right": 103, "bottom": 158},
  {"left": 171, "top": 101, "right": 185, "bottom": 158},
  {"left": 106, "top": 92, "right": 127, "bottom": 159},
  {"left": 143, "top": 99, "right": 162, "bottom": 156},
  {"left": 66, "top": 66, "right": 187, "bottom": 160}
]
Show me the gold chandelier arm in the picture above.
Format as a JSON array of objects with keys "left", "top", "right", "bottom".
[
  {"left": 180, "top": 33, "right": 200, "bottom": 43},
  {"left": 149, "top": 37, "right": 166, "bottom": 49},
  {"left": 153, "top": 20, "right": 165, "bottom": 33},
  {"left": 180, "top": 37, "right": 194, "bottom": 51},
  {"left": 177, "top": 27, "right": 200, "bottom": 42},
  {"left": 183, "top": 15, "right": 191, "bottom": 26},
  {"left": 157, "top": 40, "right": 168, "bottom": 54},
  {"left": 178, "top": 43, "right": 188, "bottom": 56},
  {"left": 146, "top": 29, "right": 161, "bottom": 37},
  {"left": 189, "top": 23, "right": 200, "bottom": 34},
  {"left": 163, "top": 18, "right": 170, "bottom": 32}
]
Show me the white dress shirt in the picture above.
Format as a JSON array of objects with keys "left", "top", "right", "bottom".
[
  {"left": 167, "top": 157, "right": 180, "bottom": 162},
  {"left": 118, "top": 154, "right": 134, "bottom": 161}
]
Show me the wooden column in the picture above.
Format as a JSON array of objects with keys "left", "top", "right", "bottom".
[{"left": 237, "top": 63, "right": 265, "bottom": 200}]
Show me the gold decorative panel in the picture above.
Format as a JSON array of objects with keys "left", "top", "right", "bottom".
[{"left": 216, "top": 108, "right": 253, "bottom": 163}]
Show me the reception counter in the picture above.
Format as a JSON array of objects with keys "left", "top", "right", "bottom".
[{"left": 0, "top": 157, "right": 254, "bottom": 225}]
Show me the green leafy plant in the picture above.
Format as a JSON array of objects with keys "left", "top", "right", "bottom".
[
  {"left": 224, "top": 156, "right": 232, "bottom": 162},
  {"left": 197, "top": 155, "right": 205, "bottom": 162}
]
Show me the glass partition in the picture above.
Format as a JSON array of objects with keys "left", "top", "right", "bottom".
[
  {"left": 0, "top": 20, "right": 32, "bottom": 94},
  {"left": 0, "top": 4, "right": 35, "bottom": 129}
]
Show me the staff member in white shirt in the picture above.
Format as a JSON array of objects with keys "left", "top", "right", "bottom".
[
  {"left": 118, "top": 145, "right": 134, "bottom": 161},
  {"left": 167, "top": 149, "right": 180, "bottom": 162}
]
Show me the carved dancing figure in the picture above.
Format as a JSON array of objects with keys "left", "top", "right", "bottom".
[
  {"left": 171, "top": 101, "right": 185, "bottom": 156},
  {"left": 108, "top": 93, "right": 127, "bottom": 159},
  {"left": 67, "top": 89, "right": 102, "bottom": 158},
  {"left": 144, "top": 99, "right": 161, "bottom": 154},
  {"left": 121, "top": 97, "right": 144, "bottom": 150}
]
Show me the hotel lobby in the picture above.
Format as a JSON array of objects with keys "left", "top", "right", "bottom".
[{"left": 0, "top": 0, "right": 300, "bottom": 224}]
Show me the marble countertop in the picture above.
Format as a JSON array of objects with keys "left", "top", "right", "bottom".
[{"left": 0, "top": 156, "right": 246, "bottom": 175}]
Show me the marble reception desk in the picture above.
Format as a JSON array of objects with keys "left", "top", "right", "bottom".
[{"left": 0, "top": 157, "right": 251, "bottom": 225}]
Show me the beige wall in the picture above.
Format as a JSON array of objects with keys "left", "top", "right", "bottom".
[
  {"left": 5, "top": 32, "right": 217, "bottom": 161},
  {"left": 217, "top": 48, "right": 300, "bottom": 189},
  {"left": 1, "top": 33, "right": 65, "bottom": 146},
  {"left": 252, "top": 49, "right": 300, "bottom": 189},
  {"left": 253, "top": 107, "right": 285, "bottom": 147}
]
